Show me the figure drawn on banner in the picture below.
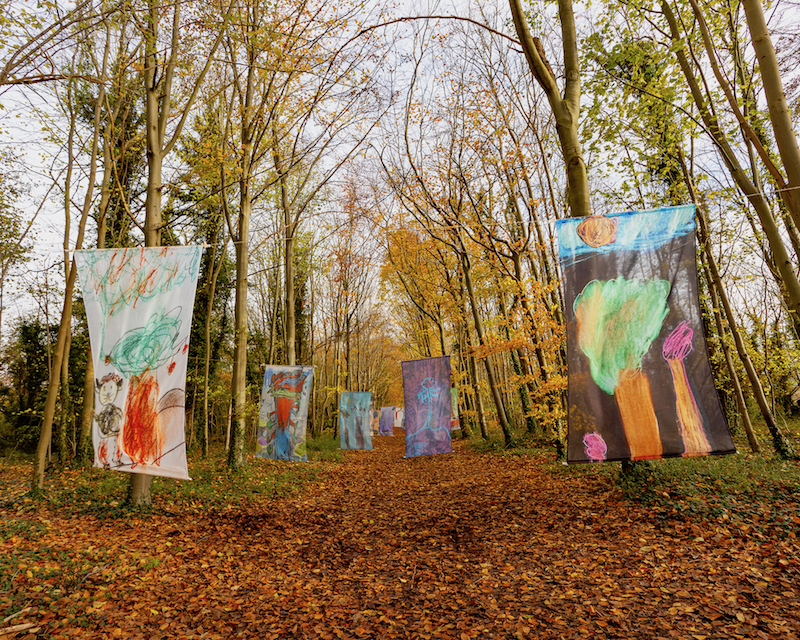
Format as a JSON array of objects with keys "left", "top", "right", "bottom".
[
  {"left": 75, "top": 246, "right": 203, "bottom": 480},
  {"left": 256, "top": 366, "right": 314, "bottom": 461},
  {"left": 95, "top": 373, "right": 123, "bottom": 468},
  {"left": 402, "top": 356, "right": 452, "bottom": 457},
  {"left": 370, "top": 410, "right": 379, "bottom": 436},
  {"left": 557, "top": 206, "right": 735, "bottom": 463},
  {"left": 339, "top": 392, "right": 373, "bottom": 450},
  {"left": 378, "top": 407, "right": 395, "bottom": 436}
]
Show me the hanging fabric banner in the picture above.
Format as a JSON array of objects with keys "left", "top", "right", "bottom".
[
  {"left": 378, "top": 407, "right": 395, "bottom": 436},
  {"left": 340, "top": 392, "right": 373, "bottom": 450},
  {"left": 393, "top": 407, "right": 405, "bottom": 430},
  {"left": 402, "top": 356, "right": 453, "bottom": 457},
  {"left": 75, "top": 246, "right": 203, "bottom": 480},
  {"left": 256, "top": 366, "right": 314, "bottom": 461},
  {"left": 556, "top": 205, "right": 735, "bottom": 463},
  {"left": 450, "top": 387, "right": 460, "bottom": 430},
  {"left": 370, "top": 410, "right": 380, "bottom": 435}
]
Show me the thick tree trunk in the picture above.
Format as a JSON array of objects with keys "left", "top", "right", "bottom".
[
  {"left": 76, "top": 351, "right": 95, "bottom": 464},
  {"left": 508, "top": 0, "right": 591, "bottom": 218},
  {"left": 741, "top": 0, "right": 800, "bottom": 232},
  {"left": 661, "top": 0, "right": 800, "bottom": 322},
  {"left": 229, "top": 195, "right": 251, "bottom": 470},
  {"left": 129, "top": 0, "right": 168, "bottom": 505}
]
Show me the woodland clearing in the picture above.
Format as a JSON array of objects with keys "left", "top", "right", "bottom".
[{"left": 1, "top": 430, "right": 799, "bottom": 639}]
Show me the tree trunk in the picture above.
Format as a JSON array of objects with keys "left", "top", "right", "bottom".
[
  {"left": 460, "top": 250, "right": 512, "bottom": 444},
  {"left": 661, "top": 0, "right": 800, "bottom": 321},
  {"left": 741, "top": 0, "right": 800, "bottom": 232},
  {"left": 229, "top": 194, "right": 251, "bottom": 470},
  {"left": 128, "top": 0, "right": 167, "bottom": 505},
  {"left": 676, "top": 151, "right": 774, "bottom": 455},
  {"left": 32, "top": 36, "right": 107, "bottom": 490},
  {"left": 76, "top": 351, "right": 95, "bottom": 465},
  {"left": 699, "top": 255, "right": 759, "bottom": 452},
  {"left": 508, "top": 0, "right": 591, "bottom": 218},
  {"left": 275, "top": 137, "right": 297, "bottom": 367}
]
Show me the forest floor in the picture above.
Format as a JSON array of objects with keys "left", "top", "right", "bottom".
[{"left": 1, "top": 430, "right": 799, "bottom": 639}]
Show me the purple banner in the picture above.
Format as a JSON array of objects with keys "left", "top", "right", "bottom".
[
  {"left": 378, "top": 407, "right": 395, "bottom": 436},
  {"left": 402, "top": 356, "right": 452, "bottom": 457},
  {"left": 557, "top": 205, "right": 735, "bottom": 463}
]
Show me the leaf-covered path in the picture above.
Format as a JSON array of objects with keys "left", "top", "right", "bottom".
[{"left": 3, "top": 433, "right": 800, "bottom": 639}]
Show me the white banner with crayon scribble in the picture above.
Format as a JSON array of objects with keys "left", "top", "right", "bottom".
[{"left": 75, "top": 246, "right": 203, "bottom": 480}]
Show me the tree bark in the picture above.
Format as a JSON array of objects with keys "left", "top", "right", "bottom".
[
  {"left": 32, "top": 30, "right": 108, "bottom": 490},
  {"left": 741, "top": 0, "right": 800, "bottom": 232},
  {"left": 459, "top": 248, "right": 513, "bottom": 445},
  {"left": 661, "top": 0, "right": 800, "bottom": 322},
  {"left": 508, "top": 0, "right": 591, "bottom": 218}
]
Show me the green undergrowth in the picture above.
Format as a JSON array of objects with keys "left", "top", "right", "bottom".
[
  {"left": 306, "top": 431, "right": 343, "bottom": 462},
  {"left": 608, "top": 452, "right": 800, "bottom": 537},
  {"left": 467, "top": 431, "right": 558, "bottom": 459},
  {"left": 472, "top": 417, "right": 800, "bottom": 536},
  {"left": 1, "top": 441, "right": 341, "bottom": 518}
]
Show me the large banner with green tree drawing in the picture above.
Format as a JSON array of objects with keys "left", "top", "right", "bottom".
[
  {"left": 557, "top": 205, "right": 735, "bottom": 463},
  {"left": 256, "top": 366, "right": 314, "bottom": 461},
  {"left": 75, "top": 246, "right": 203, "bottom": 480}
]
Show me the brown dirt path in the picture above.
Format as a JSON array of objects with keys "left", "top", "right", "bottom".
[{"left": 2, "top": 433, "right": 799, "bottom": 639}]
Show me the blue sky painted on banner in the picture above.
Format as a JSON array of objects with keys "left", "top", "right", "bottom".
[{"left": 556, "top": 205, "right": 696, "bottom": 264}]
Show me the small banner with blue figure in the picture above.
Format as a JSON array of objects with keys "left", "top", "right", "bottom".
[
  {"left": 556, "top": 205, "right": 735, "bottom": 463},
  {"left": 340, "top": 392, "right": 373, "bottom": 450},
  {"left": 256, "top": 366, "right": 314, "bottom": 461},
  {"left": 402, "top": 356, "right": 453, "bottom": 457}
]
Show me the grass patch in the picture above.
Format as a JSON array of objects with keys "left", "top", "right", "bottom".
[
  {"left": 466, "top": 430, "right": 558, "bottom": 458},
  {"left": 603, "top": 451, "right": 800, "bottom": 537},
  {"left": 0, "top": 444, "right": 336, "bottom": 518},
  {"left": 307, "top": 431, "right": 343, "bottom": 462},
  {"left": 471, "top": 414, "right": 800, "bottom": 536}
]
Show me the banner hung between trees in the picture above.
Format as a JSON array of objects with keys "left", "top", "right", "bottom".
[
  {"left": 340, "top": 392, "right": 373, "bottom": 450},
  {"left": 378, "top": 407, "right": 395, "bottom": 436},
  {"left": 402, "top": 356, "right": 452, "bottom": 457},
  {"left": 75, "top": 246, "right": 203, "bottom": 480},
  {"left": 370, "top": 409, "right": 379, "bottom": 436},
  {"left": 556, "top": 205, "right": 735, "bottom": 463},
  {"left": 256, "top": 366, "right": 314, "bottom": 461}
]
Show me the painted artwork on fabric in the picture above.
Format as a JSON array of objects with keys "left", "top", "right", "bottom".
[
  {"left": 340, "top": 392, "right": 373, "bottom": 450},
  {"left": 378, "top": 407, "right": 395, "bottom": 436},
  {"left": 402, "top": 356, "right": 453, "bottom": 457},
  {"left": 450, "top": 387, "right": 460, "bottom": 430},
  {"left": 370, "top": 410, "right": 379, "bottom": 435},
  {"left": 74, "top": 246, "right": 203, "bottom": 480},
  {"left": 393, "top": 407, "right": 405, "bottom": 430},
  {"left": 556, "top": 205, "right": 735, "bottom": 463},
  {"left": 256, "top": 366, "right": 314, "bottom": 461}
]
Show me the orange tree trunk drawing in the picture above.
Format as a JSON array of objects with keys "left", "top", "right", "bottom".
[
  {"left": 662, "top": 321, "right": 711, "bottom": 455},
  {"left": 574, "top": 277, "right": 670, "bottom": 459}
]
